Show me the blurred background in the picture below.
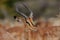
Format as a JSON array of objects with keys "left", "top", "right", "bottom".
[{"left": 0, "top": 0, "right": 59, "bottom": 20}]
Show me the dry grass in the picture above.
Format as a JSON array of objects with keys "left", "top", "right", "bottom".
[{"left": 0, "top": 18, "right": 60, "bottom": 40}]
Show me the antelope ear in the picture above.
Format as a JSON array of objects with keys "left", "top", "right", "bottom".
[{"left": 14, "top": 16, "right": 17, "bottom": 19}]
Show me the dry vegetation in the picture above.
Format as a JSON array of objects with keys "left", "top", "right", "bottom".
[{"left": 0, "top": 17, "right": 60, "bottom": 40}]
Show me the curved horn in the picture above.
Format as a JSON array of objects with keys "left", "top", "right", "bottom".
[
  {"left": 15, "top": 4, "right": 28, "bottom": 18},
  {"left": 22, "top": 3, "right": 33, "bottom": 18},
  {"left": 29, "top": 12, "right": 33, "bottom": 18}
]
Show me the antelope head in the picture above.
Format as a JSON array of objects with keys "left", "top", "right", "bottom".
[{"left": 15, "top": 3, "right": 36, "bottom": 31}]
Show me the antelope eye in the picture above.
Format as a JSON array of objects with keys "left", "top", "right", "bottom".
[{"left": 14, "top": 16, "right": 17, "bottom": 19}]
